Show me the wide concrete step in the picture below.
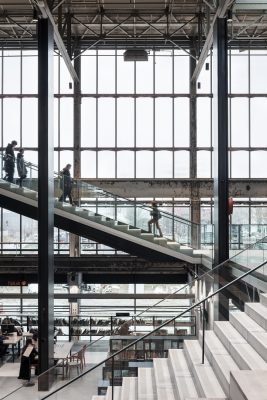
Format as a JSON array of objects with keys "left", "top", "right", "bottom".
[
  {"left": 230, "top": 311, "right": 267, "bottom": 362},
  {"left": 127, "top": 228, "right": 142, "bottom": 237},
  {"left": 214, "top": 321, "right": 267, "bottom": 370},
  {"left": 200, "top": 330, "right": 239, "bottom": 398},
  {"left": 260, "top": 293, "right": 267, "bottom": 307},
  {"left": 138, "top": 367, "right": 156, "bottom": 400},
  {"left": 121, "top": 377, "right": 137, "bottom": 400},
  {"left": 114, "top": 224, "right": 129, "bottom": 232},
  {"left": 245, "top": 302, "right": 267, "bottom": 330},
  {"left": 153, "top": 358, "right": 176, "bottom": 400},
  {"left": 179, "top": 246, "right": 193, "bottom": 256},
  {"left": 105, "top": 386, "right": 121, "bottom": 400},
  {"left": 230, "top": 370, "right": 267, "bottom": 400},
  {"left": 168, "top": 349, "right": 198, "bottom": 400},
  {"left": 183, "top": 340, "right": 226, "bottom": 399}
]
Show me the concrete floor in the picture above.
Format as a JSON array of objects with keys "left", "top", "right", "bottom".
[{"left": 0, "top": 341, "right": 109, "bottom": 400}]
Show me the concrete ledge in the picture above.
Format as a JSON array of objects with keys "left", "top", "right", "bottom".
[{"left": 230, "top": 370, "right": 267, "bottom": 400}]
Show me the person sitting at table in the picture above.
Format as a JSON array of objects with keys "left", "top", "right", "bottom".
[
  {"left": 0, "top": 330, "right": 9, "bottom": 357},
  {"left": 18, "top": 338, "right": 38, "bottom": 381}
]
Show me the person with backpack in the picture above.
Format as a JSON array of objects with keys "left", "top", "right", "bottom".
[
  {"left": 148, "top": 201, "right": 163, "bottom": 237},
  {"left": 58, "top": 164, "right": 73, "bottom": 204},
  {"left": 4, "top": 140, "right": 17, "bottom": 183}
]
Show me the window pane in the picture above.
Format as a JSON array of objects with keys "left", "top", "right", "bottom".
[
  {"left": 174, "top": 51, "right": 189, "bottom": 93},
  {"left": 155, "top": 98, "right": 172, "bottom": 147},
  {"left": 230, "top": 98, "right": 249, "bottom": 147},
  {"left": 197, "top": 56, "right": 211, "bottom": 94},
  {"left": 3, "top": 51, "right": 20, "bottom": 94},
  {"left": 230, "top": 52, "right": 249, "bottom": 93},
  {"left": 136, "top": 55, "right": 153, "bottom": 93},
  {"left": 136, "top": 98, "right": 153, "bottom": 147},
  {"left": 231, "top": 151, "right": 249, "bottom": 178},
  {"left": 251, "top": 98, "right": 267, "bottom": 147},
  {"left": 117, "top": 52, "right": 134, "bottom": 93},
  {"left": 117, "top": 99, "right": 134, "bottom": 147},
  {"left": 98, "top": 99, "right": 115, "bottom": 147},
  {"left": 81, "top": 51, "right": 96, "bottom": 93},
  {"left": 54, "top": 55, "right": 59, "bottom": 94},
  {"left": 98, "top": 51, "right": 115, "bottom": 93},
  {"left": 81, "top": 151, "right": 96, "bottom": 178},
  {"left": 59, "top": 57, "right": 73, "bottom": 94},
  {"left": 136, "top": 151, "right": 153, "bottom": 177},
  {"left": 60, "top": 99, "right": 74, "bottom": 147},
  {"left": 250, "top": 52, "right": 267, "bottom": 93},
  {"left": 81, "top": 98, "right": 96, "bottom": 147},
  {"left": 155, "top": 151, "right": 172, "bottom": 178},
  {"left": 22, "top": 99, "right": 38, "bottom": 147},
  {"left": 174, "top": 151, "right": 189, "bottom": 178},
  {"left": 54, "top": 99, "right": 59, "bottom": 147},
  {"left": 197, "top": 151, "right": 211, "bottom": 177},
  {"left": 197, "top": 98, "right": 211, "bottom": 147},
  {"left": 22, "top": 52, "right": 37, "bottom": 93},
  {"left": 98, "top": 151, "right": 115, "bottom": 178},
  {"left": 59, "top": 151, "right": 73, "bottom": 171},
  {"left": 3, "top": 99, "right": 20, "bottom": 145},
  {"left": 3, "top": 210, "right": 20, "bottom": 243},
  {"left": 155, "top": 52, "right": 172, "bottom": 93},
  {"left": 174, "top": 98, "right": 189, "bottom": 147},
  {"left": 117, "top": 151, "right": 134, "bottom": 178},
  {"left": 232, "top": 205, "right": 249, "bottom": 225},
  {"left": 251, "top": 151, "right": 267, "bottom": 178}
]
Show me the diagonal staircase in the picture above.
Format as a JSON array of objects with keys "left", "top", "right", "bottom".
[
  {"left": 95, "top": 293, "right": 267, "bottom": 400},
  {"left": 0, "top": 178, "right": 203, "bottom": 263}
]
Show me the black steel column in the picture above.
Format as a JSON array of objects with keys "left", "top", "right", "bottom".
[
  {"left": 212, "top": 17, "right": 229, "bottom": 320},
  {"left": 190, "top": 46, "right": 200, "bottom": 248},
  {"left": 38, "top": 18, "right": 54, "bottom": 390},
  {"left": 70, "top": 46, "right": 81, "bottom": 256}
]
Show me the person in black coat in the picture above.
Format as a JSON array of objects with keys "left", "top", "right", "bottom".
[
  {"left": 16, "top": 148, "right": 28, "bottom": 187},
  {"left": 4, "top": 140, "right": 17, "bottom": 183},
  {"left": 59, "top": 164, "right": 73, "bottom": 204},
  {"left": 18, "top": 338, "right": 38, "bottom": 381}
]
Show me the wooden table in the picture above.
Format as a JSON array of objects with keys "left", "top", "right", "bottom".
[
  {"left": 3, "top": 335, "right": 22, "bottom": 362},
  {"left": 54, "top": 341, "right": 74, "bottom": 379}
]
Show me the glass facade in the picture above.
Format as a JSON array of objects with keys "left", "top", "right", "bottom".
[{"left": 0, "top": 48, "right": 267, "bottom": 252}]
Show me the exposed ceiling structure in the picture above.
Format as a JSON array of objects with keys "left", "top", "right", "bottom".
[{"left": 1, "top": 0, "right": 267, "bottom": 52}]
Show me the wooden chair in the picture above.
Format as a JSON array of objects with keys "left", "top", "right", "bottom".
[{"left": 65, "top": 349, "right": 83, "bottom": 378}]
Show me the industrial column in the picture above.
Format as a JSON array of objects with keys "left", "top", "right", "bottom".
[
  {"left": 212, "top": 17, "right": 229, "bottom": 319},
  {"left": 37, "top": 18, "right": 55, "bottom": 390},
  {"left": 70, "top": 46, "right": 81, "bottom": 257},
  {"left": 190, "top": 46, "right": 201, "bottom": 249}
]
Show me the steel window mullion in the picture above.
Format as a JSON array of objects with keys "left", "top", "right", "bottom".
[
  {"left": 115, "top": 49, "right": 117, "bottom": 178},
  {"left": 153, "top": 50, "right": 155, "bottom": 178}
]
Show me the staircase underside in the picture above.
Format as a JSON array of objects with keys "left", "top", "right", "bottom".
[{"left": 0, "top": 185, "right": 202, "bottom": 264}]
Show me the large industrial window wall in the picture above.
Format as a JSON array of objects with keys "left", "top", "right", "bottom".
[{"left": 0, "top": 48, "right": 266, "bottom": 253}]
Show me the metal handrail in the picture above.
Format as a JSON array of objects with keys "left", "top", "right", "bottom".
[{"left": 39, "top": 258, "right": 267, "bottom": 399}]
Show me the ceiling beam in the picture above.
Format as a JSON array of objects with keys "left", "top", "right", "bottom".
[{"left": 36, "top": 0, "right": 79, "bottom": 83}]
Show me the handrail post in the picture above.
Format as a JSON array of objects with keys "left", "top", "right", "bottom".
[
  {"left": 111, "top": 355, "right": 114, "bottom": 400},
  {"left": 201, "top": 300, "right": 206, "bottom": 364}
]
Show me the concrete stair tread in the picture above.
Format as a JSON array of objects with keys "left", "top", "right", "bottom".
[
  {"left": 230, "top": 311, "right": 265, "bottom": 335},
  {"left": 153, "top": 358, "right": 176, "bottom": 400},
  {"left": 214, "top": 321, "right": 267, "bottom": 370},
  {"left": 168, "top": 349, "right": 199, "bottom": 399},
  {"left": 230, "top": 370, "right": 267, "bottom": 400},
  {"left": 245, "top": 302, "right": 267, "bottom": 329},
  {"left": 201, "top": 330, "right": 239, "bottom": 397},
  {"left": 121, "top": 377, "right": 137, "bottom": 400},
  {"left": 138, "top": 367, "right": 156, "bottom": 400},
  {"left": 184, "top": 340, "right": 226, "bottom": 398},
  {"left": 92, "top": 397, "right": 106, "bottom": 400},
  {"left": 105, "top": 386, "right": 121, "bottom": 400},
  {"left": 260, "top": 293, "right": 267, "bottom": 307}
]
